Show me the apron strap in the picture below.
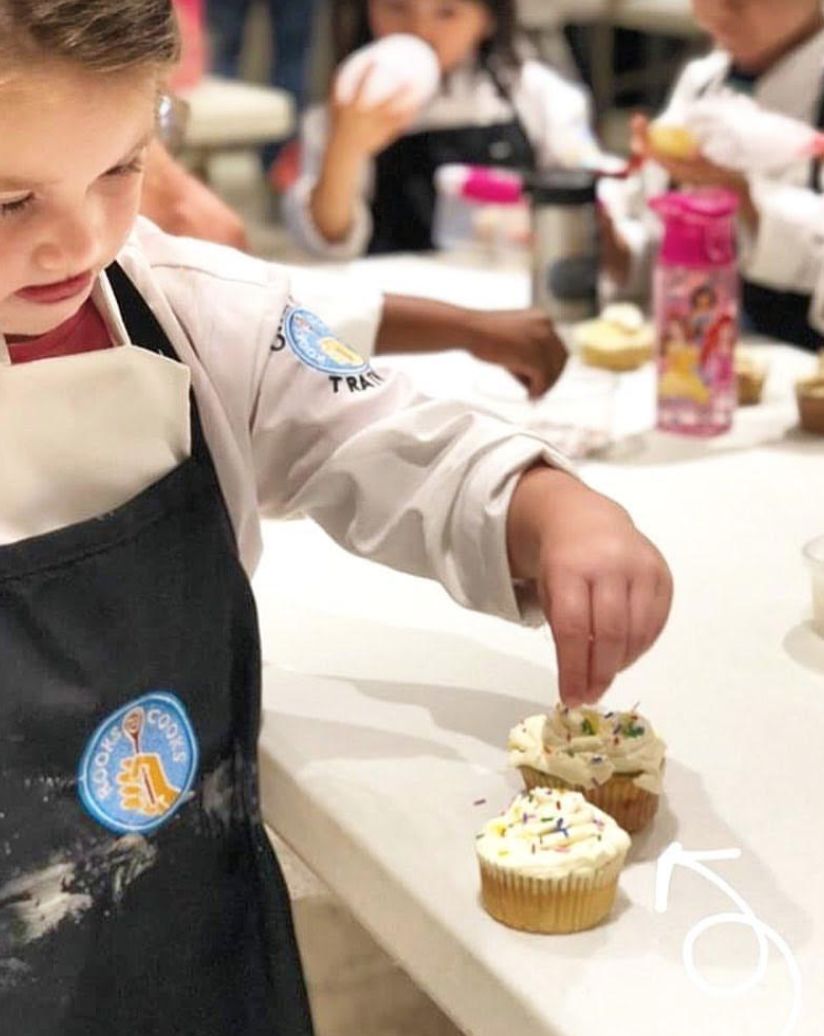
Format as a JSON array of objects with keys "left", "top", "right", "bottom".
[
  {"left": 484, "top": 60, "right": 539, "bottom": 172},
  {"left": 105, "top": 261, "right": 181, "bottom": 362},
  {"left": 105, "top": 260, "right": 211, "bottom": 457}
]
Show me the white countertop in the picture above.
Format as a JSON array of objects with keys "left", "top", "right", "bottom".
[{"left": 255, "top": 254, "right": 824, "bottom": 1036}]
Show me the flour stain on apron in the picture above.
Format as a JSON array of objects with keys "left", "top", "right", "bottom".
[
  {"left": 0, "top": 835, "right": 158, "bottom": 949},
  {"left": 199, "top": 756, "right": 249, "bottom": 834},
  {"left": 0, "top": 861, "right": 91, "bottom": 945}
]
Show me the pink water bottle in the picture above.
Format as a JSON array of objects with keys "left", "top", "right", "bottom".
[{"left": 649, "top": 189, "right": 739, "bottom": 436}]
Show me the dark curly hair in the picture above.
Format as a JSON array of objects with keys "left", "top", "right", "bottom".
[{"left": 330, "top": 0, "right": 521, "bottom": 83}]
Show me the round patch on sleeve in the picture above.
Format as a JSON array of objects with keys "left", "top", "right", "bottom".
[
  {"left": 283, "top": 307, "right": 368, "bottom": 375},
  {"left": 77, "top": 692, "right": 199, "bottom": 835}
]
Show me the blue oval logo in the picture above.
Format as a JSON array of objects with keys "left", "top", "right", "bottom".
[
  {"left": 284, "top": 307, "right": 368, "bottom": 375},
  {"left": 78, "top": 692, "right": 199, "bottom": 834}
]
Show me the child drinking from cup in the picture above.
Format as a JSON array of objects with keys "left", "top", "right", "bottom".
[{"left": 284, "top": 0, "right": 600, "bottom": 257}]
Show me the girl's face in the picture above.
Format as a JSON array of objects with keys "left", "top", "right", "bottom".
[
  {"left": 367, "top": 0, "right": 494, "bottom": 73},
  {"left": 691, "top": 0, "right": 821, "bottom": 68},
  {"left": 0, "top": 63, "right": 157, "bottom": 338}
]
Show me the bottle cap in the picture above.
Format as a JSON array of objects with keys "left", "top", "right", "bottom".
[{"left": 649, "top": 189, "right": 739, "bottom": 267}]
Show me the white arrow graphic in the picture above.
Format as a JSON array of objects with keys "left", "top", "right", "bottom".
[{"left": 655, "top": 841, "right": 802, "bottom": 1036}]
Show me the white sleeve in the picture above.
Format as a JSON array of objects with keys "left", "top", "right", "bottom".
[
  {"left": 745, "top": 178, "right": 824, "bottom": 294},
  {"left": 285, "top": 265, "right": 384, "bottom": 359},
  {"left": 282, "top": 105, "right": 375, "bottom": 259},
  {"left": 251, "top": 301, "right": 573, "bottom": 624},
  {"left": 514, "top": 61, "right": 598, "bottom": 169}
]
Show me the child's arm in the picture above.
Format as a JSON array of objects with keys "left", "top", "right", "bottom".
[
  {"left": 309, "top": 76, "right": 418, "bottom": 245},
  {"left": 160, "top": 243, "right": 670, "bottom": 705},
  {"left": 507, "top": 465, "right": 672, "bottom": 706},
  {"left": 376, "top": 295, "right": 568, "bottom": 398}
]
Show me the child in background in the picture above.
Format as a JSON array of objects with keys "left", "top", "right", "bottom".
[
  {"left": 139, "top": 132, "right": 570, "bottom": 397},
  {"left": 284, "top": 0, "right": 600, "bottom": 257},
  {"left": 140, "top": 0, "right": 568, "bottom": 397},
  {"left": 601, "top": 0, "right": 824, "bottom": 351},
  {"left": 0, "top": 2, "right": 671, "bottom": 1031}
]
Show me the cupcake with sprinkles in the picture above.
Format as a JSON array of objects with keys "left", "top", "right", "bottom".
[
  {"left": 476, "top": 787, "right": 630, "bottom": 933},
  {"left": 507, "top": 705, "right": 666, "bottom": 833}
]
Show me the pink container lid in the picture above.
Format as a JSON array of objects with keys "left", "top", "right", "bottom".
[
  {"left": 436, "top": 164, "right": 524, "bottom": 204},
  {"left": 462, "top": 167, "right": 523, "bottom": 204},
  {"left": 649, "top": 189, "right": 739, "bottom": 268}
]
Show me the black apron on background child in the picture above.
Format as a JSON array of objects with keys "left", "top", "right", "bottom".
[
  {"left": 368, "top": 73, "right": 536, "bottom": 254},
  {"left": 0, "top": 265, "right": 314, "bottom": 1036},
  {"left": 697, "top": 68, "right": 824, "bottom": 350},
  {"left": 739, "top": 76, "right": 824, "bottom": 350}
]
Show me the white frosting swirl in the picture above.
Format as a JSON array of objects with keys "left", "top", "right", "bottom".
[
  {"left": 475, "top": 787, "right": 630, "bottom": 877},
  {"left": 508, "top": 706, "right": 666, "bottom": 794}
]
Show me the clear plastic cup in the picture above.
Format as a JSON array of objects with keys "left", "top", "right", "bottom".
[{"left": 802, "top": 535, "right": 824, "bottom": 636}]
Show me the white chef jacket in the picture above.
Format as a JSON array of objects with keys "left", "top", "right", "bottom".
[
  {"left": 113, "top": 218, "right": 570, "bottom": 624},
  {"left": 283, "top": 59, "right": 596, "bottom": 258},
  {"left": 601, "top": 28, "right": 824, "bottom": 303}
]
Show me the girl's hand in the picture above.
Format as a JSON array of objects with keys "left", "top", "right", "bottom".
[
  {"left": 330, "top": 64, "right": 420, "bottom": 160},
  {"left": 638, "top": 108, "right": 758, "bottom": 229},
  {"left": 468, "top": 309, "right": 568, "bottom": 398},
  {"left": 310, "top": 67, "right": 419, "bottom": 245},
  {"left": 507, "top": 467, "right": 673, "bottom": 707}
]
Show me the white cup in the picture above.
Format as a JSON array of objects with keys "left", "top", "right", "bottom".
[{"left": 802, "top": 534, "right": 824, "bottom": 636}]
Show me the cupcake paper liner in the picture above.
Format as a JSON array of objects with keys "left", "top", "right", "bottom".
[
  {"left": 519, "top": 766, "right": 660, "bottom": 833},
  {"left": 478, "top": 854, "right": 624, "bottom": 934}
]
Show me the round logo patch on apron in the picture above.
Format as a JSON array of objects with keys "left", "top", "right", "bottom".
[
  {"left": 77, "top": 692, "right": 199, "bottom": 834},
  {"left": 283, "top": 307, "right": 368, "bottom": 375}
]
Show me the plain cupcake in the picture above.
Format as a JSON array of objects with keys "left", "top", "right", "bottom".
[
  {"left": 573, "top": 303, "right": 654, "bottom": 372},
  {"left": 476, "top": 786, "right": 630, "bottom": 933},
  {"left": 508, "top": 705, "right": 666, "bottom": 833}
]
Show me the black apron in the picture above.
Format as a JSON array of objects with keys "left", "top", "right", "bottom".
[
  {"left": 368, "top": 71, "right": 536, "bottom": 254},
  {"left": 698, "top": 67, "right": 824, "bottom": 350},
  {"left": 0, "top": 264, "right": 314, "bottom": 1036}
]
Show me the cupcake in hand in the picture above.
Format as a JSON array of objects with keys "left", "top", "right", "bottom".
[
  {"left": 508, "top": 705, "right": 666, "bottom": 833},
  {"left": 476, "top": 787, "right": 630, "bottom": 933}
]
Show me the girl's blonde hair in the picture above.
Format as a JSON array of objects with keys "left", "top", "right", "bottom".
[{"left": 0, "top": 0, "right": 180, "bottom": 73}]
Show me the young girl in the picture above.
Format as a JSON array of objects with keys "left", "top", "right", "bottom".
[
  {"left": 0, "top": 3, "right": 671, "bottom": 1032},
  {"left": 602, "top": 0, "right": 824, "bottom": 350},
  {"left": 284, "top": 0, "right": 599, "bottom": 256}
]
